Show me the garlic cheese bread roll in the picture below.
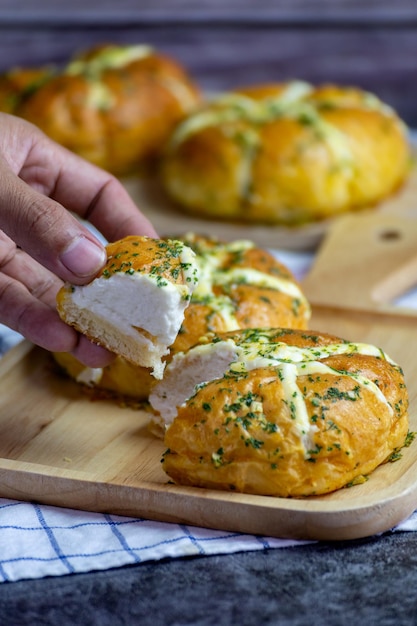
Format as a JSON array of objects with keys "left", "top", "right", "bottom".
[
  {"left": 161, "top": 82, "right": 410, "bottom": 225},
  {"left": 150, "top": 328, "right": 409, "bottom": 497},
  {"left": 56, "top": 235, "right": 199, "bottom": 378},
  {"left": 1, "top": 44, "right": 201, "bottom": 175},
  {"left": 54, "top": 233, "right": 310, "bottom": 400},
  {"left": 173, "top": 233, "right": 311, "bottom": 353}
]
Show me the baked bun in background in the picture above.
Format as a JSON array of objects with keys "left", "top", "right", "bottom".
[
  {"left": 0, "top": 67, "right": 55, "bottom": 113},
  {"left": 149, "top": 327, "right": 409, "bottom": 497},
  {"left": 56, "top": 235, "right": 199, "bottom": 378},
  {"left": 0, "top": 44, "right": 201, "bottom": 175},
  {"left": 160, "top": 81, "right": 410, "bottom": 225},
  {"left": 53, "top": 233, "right": 311, "bottom": 400}
]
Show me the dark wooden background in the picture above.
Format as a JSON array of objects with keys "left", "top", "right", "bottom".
[{"left": 1, "top": 0, "right": 417, "bottom": 125}]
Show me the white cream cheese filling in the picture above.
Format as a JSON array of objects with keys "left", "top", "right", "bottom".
[{"left": 69, "top": 272, "right": 191, "bottom": 347}]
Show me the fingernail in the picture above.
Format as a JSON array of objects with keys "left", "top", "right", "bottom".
[{"left": 60, "top": 236, "right": 106, "bottom": 277}]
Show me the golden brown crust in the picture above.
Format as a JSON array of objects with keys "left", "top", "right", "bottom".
[
  {"left": 1, "top": 44, "right": 201, "bottom": 175},
  {"left": 97, "top": 236, "right": 194, "bottom": 284},
  {"left": 53, "top": 350, "right": 154, "bottom": 401},
  {"left": 161, "top": 82, "right": 410, "bottom": 225},
  {"left": 161, "top": 328, "right": 409, "bottom": 497}
]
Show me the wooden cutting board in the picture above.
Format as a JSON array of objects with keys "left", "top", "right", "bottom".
[
  {"left": 0, "top": 302, "right": 417, "bottom": 542},
  {"left": 1, "top": 158, "right": 417, "bottom": 542},
  {"left": 302, "top": 210, "right": 417, "bottom": 314}
]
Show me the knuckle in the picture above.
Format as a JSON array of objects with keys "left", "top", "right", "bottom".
[{"left": 0, "top": 237, "right": 16, "bottom": 270}]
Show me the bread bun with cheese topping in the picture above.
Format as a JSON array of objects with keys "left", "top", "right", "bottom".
[
  {"left": 171, "top": 233, "right": 311, "bottom": 352},
  {"left": 56, "top": 235, "right": 199, "bottom": 379},
  {"left": 149, "top": 327, "right": 409, "bottom": 497},
  {"left": 160, "top": 82, "right": 410, "bottom": 225},
  {"left": 0, "top": 44, "right": 201, "bottom": 175},
  {"left": 54, "top": 233, "right": 311, "bottom": 400}
]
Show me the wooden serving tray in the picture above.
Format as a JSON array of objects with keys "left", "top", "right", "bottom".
[{"left": 0, "top": 302, "right": 417, "bottom": 542}]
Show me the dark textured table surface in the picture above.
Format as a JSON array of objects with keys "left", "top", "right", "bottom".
[
  {"left": 1, "top": 530, "right": 417, "bottom": 625},
  {"left": 1, "top": 0, "right": 416, "bottom": 126}
]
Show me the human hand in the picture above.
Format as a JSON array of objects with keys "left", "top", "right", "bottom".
[{"left": 0, "top": 113, "right": 158, "bottom": 366}]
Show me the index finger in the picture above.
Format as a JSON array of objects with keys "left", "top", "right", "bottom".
[{"left": 19, "top": 126, "right": 158, "bottom": 242}]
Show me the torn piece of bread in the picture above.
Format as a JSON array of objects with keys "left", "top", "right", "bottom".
[
  {"left": 149, "top": 328, "right": 409, "bottom": 497},
  {"left": 56, "top": 235, "right": 199, "bottom": 378}
]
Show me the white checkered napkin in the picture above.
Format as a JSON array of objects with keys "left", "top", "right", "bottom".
[
  {"left": 0, "top": 498, "right": 308, "bottom": 583},
  {"left": 0, "top": 497, "right": 415, "bottom": 583},
  {"left": 2, "top": 496, "right": 416, "bottom": 583}
]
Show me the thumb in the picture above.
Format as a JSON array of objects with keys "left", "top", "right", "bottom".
[
  {"left": 59, "top": 234, "right": 107, "bottom": 282},
  {"left": 0, "top": 167, "right": 107, "bottom": 284}
]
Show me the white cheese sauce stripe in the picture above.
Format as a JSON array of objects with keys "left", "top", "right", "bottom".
[
  {"left": 235, "top": 340, "right": 391, "bottom": 366},
  {"left": 192, "top": 243, "right": 308, "bottom": 331},
  {"left": 170, "top": 82, "right": 313, "bottom": 146},
  {"left": 66, "top": 45, "right": 154, "bottom": 76},
  {"left": 214, "top": 267, "right": 305, "bottom": 299},
  {"left": 226, "top": 339, "right": 395, "bottom": 457}
]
